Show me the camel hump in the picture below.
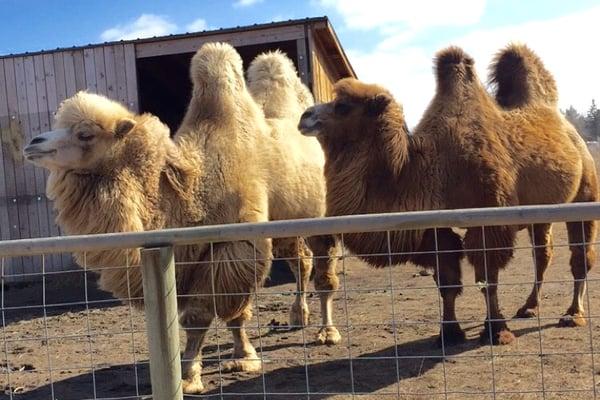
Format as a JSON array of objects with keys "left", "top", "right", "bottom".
[
  {"left": 489, "top": 43, "right": 558, "bottom": 109},
  {"left": 247, "top": 50, "right": 314, "bottom": 119},
  {"left": 190, "top": 42, "right": 245, "bottom": 93},
  {"left": 434, "top": 46, "right": 476, "bottom": 93}
]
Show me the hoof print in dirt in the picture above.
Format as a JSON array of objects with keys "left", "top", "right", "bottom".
[{"left": 267, "top": 318, "right": 293, "bottom": 333}]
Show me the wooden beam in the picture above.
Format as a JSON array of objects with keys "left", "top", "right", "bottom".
[
  {"left": 296, "top": 37, "right": 310, "bottom": 88},
  {"left": 141, "top": 246, "right": 183, "bottom": 400},
  {"left": 135, "top": 25, "right": 305, "bottom": 58}
]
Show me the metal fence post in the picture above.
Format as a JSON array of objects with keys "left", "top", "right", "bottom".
[{"left": 141, "top": 246, "right": 183, "bottom": 400}]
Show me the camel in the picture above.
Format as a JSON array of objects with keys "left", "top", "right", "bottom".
[
  {"left": 298, "top": 43, "right": 597, "bottom": 346},
  {"left": 247, "top": 50, "right": 342, "bottom": 344},
  {"left": 21, "top": 42, "right": 329, "bottom": 393}
]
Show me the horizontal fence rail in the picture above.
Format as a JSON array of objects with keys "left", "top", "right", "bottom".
[{"left": 0, "top": 203, "right": 598, "bottom": 257}]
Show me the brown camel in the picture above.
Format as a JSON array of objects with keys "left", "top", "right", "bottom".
[{"left": 298, "top": 43, "right": 598, "bottom": 346}]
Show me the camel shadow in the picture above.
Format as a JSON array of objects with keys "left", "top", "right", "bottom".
[
  {"left": 4, "top": 323, "right": 557, "bottom": 400},
  {"left": 3, "top": 260, "right": 296, "bottom": 325}
]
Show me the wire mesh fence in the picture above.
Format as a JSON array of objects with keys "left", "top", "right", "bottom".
[{"left": 1, "top": 203, "right": 600, "bottom": 399}]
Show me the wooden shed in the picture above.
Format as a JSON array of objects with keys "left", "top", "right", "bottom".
[{"left": 0, "top": 17, "right": 356, "bottom": 280}]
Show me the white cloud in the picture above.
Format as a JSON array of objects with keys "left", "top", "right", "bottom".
[
  {"left": 319, "top": 0, "right": 486, "bottom": 31},
  {"left": 449, "top": 6, "right": 600, "bottom": 114},
  {"left": 233, "top": 0, "right": 264, "bottom": 7},
  {"left": 347, "top": 5, "right": 600, "bottom": 124},
  {"left": 100, "top": 14, "right": 177, "bottom": 41},
  {"left": 348, "top": 47, "right": 434, "bottom": 127},
  {"left": 186, "top": 18, "right": 208, "bottom": 32}
]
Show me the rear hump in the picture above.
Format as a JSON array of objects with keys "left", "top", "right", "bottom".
[{"left": 489, "top": 43, "right": 558, "bottom": 109}]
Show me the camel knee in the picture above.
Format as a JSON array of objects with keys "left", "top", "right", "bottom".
[{"left": 314, "top": 269, "right": 339, "bottom": 292}]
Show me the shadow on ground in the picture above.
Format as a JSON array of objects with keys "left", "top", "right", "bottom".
[
  {"left": 3, "top": 260, "right": 296, "bottom": 325},
  {"left": 3, "top": 323, "right": 556, "bottom": 400}
]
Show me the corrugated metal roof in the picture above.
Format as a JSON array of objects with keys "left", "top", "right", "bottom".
[{"left": 0, "top": 16, "right": 329, "bottom": 60}]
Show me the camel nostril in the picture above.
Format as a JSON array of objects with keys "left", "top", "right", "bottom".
[
  {"left": 300, "top": 109, "right": 313, "bottom": 120},
  {"left": 29, "top": 136, "right": 46, "bottom": 145}
]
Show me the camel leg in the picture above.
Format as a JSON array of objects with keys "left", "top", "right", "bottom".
[
  {"left": 180, "top": 310, "right": 214, "bottom": 394},
  {"left": 278, "top": 237, "right": 313, "bottom": 328},
  {"left": 465, "top": 226, "right": 516, "bottom": 345},
  {"left": 413, "top": 228, "right": 466, "bottom": 346},
  {"left": 222, "top": 307, "right": 262, "bottom": 372},
  {"left": 516, "top": 223, "right": 554, "bottom": 318},
  {"left": 308, "top": 234, "right": 341, "bottom": 345},
  {"left": 559, "top": 220, "right": 597, "bottom": 327}
]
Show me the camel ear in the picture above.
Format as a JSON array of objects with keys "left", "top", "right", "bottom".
[
  {"left": 114, "top": 118, "right": 136, "bottom": 138},
  {"left": 366, "top": 93, "right": 392, "bottom": 117}
]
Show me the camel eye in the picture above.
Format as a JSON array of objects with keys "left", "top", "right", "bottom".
[
  {"left": 334, "top": 102, "right": 351, "bottom": 116},
  {"left": 76, "top": 132, "right": 94, "bottom": 142}
]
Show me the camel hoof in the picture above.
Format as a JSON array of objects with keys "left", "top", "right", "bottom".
[
  {"left": 436, "top": 322, "right": 466, "bottom": 347},
  {"left": 222, "top": 352, "right": 262, "bottom": 373},
  {"left": 515, "top": 306, "right": 538, "bottom": 319},
  {"left": 316, "top": 326, "right": 341, "bottom": 345},
  {"left": 558, "top": 313, "right": 587, "bottom": 327},
  {"left": 479, "top": 320, "right": 515, "bottom": 345},
  {"left": 182, "top": 376, "right": 204, "bottom": 394},
  {"left": 289, "top": 303, "right": 310, "bottom": 329}
]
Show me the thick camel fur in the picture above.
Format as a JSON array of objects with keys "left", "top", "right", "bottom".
[
  {"left": 22, "top": 42, "right": 331, "bottom": 393},
  {"left": 246, "top": 49, "right": 341, "bottom": 343},
  {"left": 299, "top": 43, "right": 597, "bottom": 346}
]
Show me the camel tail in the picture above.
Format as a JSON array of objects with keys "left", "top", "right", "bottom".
[
  {"left": 489, "top": 43, "right": 558, "bottom": 109},
  {"left": 247, "top": 50, "right": 314, "bottom": 119},
  {"left": 434, "top": 46, "right": 476, "bottom": 94}
]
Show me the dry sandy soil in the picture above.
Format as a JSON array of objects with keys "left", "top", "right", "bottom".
[{"left": 1, "top": 225, "right": 600, "bottom": 399}]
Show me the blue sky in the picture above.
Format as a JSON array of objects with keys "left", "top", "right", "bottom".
[{"left": 1, "top": 0, "right": 599, "bottom": 123}]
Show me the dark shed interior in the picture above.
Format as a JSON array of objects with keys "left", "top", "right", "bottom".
[{"left": 136, "top": 40, "right": 299, "bottom": 134}]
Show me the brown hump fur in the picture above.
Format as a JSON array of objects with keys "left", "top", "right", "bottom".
[
  {"left": 489, "top": 43, "right": 558, "bottom": 108},
  {"left": 434, "top": 46, "right": 476, "bottom": 94}
]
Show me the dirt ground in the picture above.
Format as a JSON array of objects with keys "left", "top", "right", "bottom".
[{"left": 1, "top": 225, "right": 600, "bottom": 399}]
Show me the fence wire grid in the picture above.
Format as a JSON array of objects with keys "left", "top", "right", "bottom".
[{"left": 1, "top": 204, "right": 600, "bottom": 400}]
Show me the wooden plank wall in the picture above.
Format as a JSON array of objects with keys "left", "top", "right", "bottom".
[
  {"left": 0, "top": 43, "right": 139, "bottom": 280},
  {"left": 308, "top": 31, "right": 337, "bottom": 103}
]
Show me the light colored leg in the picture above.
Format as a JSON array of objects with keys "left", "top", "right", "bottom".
[
  {"left": 180, "top": 312, "right": 213, "bottom": 394},
  {"left": 289, "top": 238, "right": 313, "bottom": 328},
  {"left": 465, "top": 226, "right": 516, "bottom": 345},
  {"left": 222, "top": 309, "right": 262, "bottom": 373},
  {"left": 559, "top": 220, "right": 596, "bottom": 327},
  {"left": 308, "top": 235, "right": 341, "bottom": 345},
  {"left": 517, "top": 224, "right": 553, "bottom": 318}
]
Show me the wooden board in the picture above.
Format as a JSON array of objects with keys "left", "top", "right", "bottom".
[
  {"left": 309, "top": 34, "right": 337, "bottom": 103},
  {"left": 73, "top": 50, "right": 86, "bottom": 91},
  {"left": 113, "top": 45, "right": 128, "bottom": 105},
  {"left": 83, "top": 48, "right": 97, "bottom": 92},
  {"left": 62, "top": 51, "right": 77, "bottom": 96},
  {"left": 103, "top": 46, "right": 117, "bottom": 100},
  {"left": 135, "top": 25, "right": 305, "bottom": 58},
  {"left": 52, "top": 53, "right": 74, "bottom": 269},
  {"left": 13, "top": 57, "right": 36, "bottom": 273},
  {"left": 32, "top": 56, "right": 51, "bottom": 234},
  {"left": 124, "top": 44, "right": 138, "bottom": 112},
  {"left": 0, "top": 58, "right": 24, "bottom": 275},
  {"left": 296, "top": 38, "right": 310, "bottom": 88},
  {"left": 0, "top": 60, "right": 16, "bottom": 277},
  {"left": 93, "top": 47, "right": 107, "bottom": 95}
]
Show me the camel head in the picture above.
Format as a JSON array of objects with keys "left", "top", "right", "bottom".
[
  {"left": 23, "top": 92, "right": 169, "bottom": 172},
  {"left": 298, "top": 78, "right": 403, "bottom": 142}
]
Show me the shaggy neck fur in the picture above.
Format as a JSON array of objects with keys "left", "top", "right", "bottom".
[{"left": 322, "top": 103, "right": 439, "bottom": 266}]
